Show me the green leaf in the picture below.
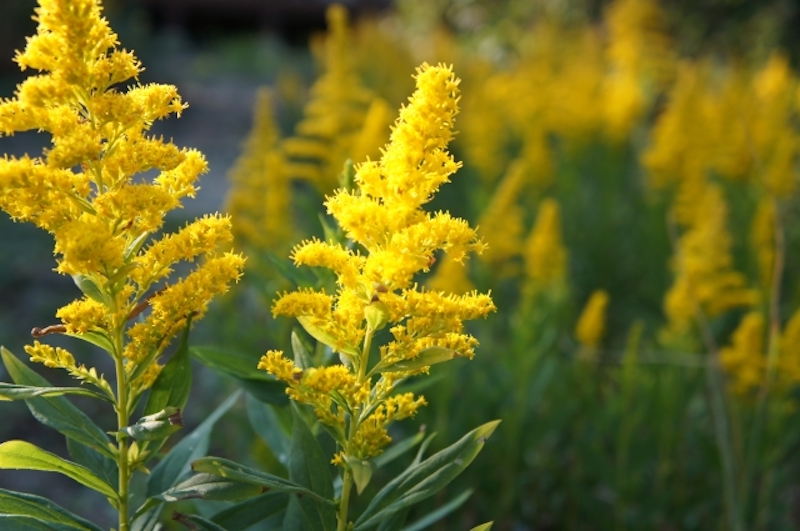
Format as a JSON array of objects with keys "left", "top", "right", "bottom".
[
  {"left": 190, "top": 456, "right": 335, "bottom": 507},
  {"left": 296, "top": 316, "right": 360, "bottom": 359},
  {"left": 264, "top": 252, "right": 317, "bottom": 289},
  {"left": 373, "top": 429, "right": 426, "bottom": 469},
  {"left": 246, "top": 394, "right": 291, "bottom": 466},
  {"left": 131, "top": 504, "right": 163, "bottom": 531},
  {"left": 121, "top": 407, "right": 183, "bottom": 442},
  {"left": 63, "top": 331, "right": 115, "bottom": 354},
  {"left": 376, "top": 509, "right": 409, "bottom": 531},
  {"left": 172, "top": 512, "right": 228, "bottom": 531},
  {"left": 211, "top": 491, "right": 288, "bottom": 530},
  {"left": 143, "top": 323, "right": 193, "bottom": 417},
  {"left": 354, "top": 420, "right": 500, "bottom": 530},
  {"left": 151, "top": 473, "right": 264, "bottom": 502},
  {"left": 283, "top": 403, "right": 336, "bottom": 530},
  {"left": 0, "top": 488, "right": 103, "bottom": 531},
  {"left": 290, "top": 330, "right": 313, "bottom": 369},
  {"left": 71, "top": 275, "right": 108, "bottom": 305},
  {"left": 0, "top": 383, "right": 109, "bottom": 402},
  {"left": 190, "top": 347, "right": 287, "bottom": 405},
  {"left": 0, "top": 515, "right": 89, "bottom": 531},
  {"left": 0, "top": 347, "right": 113, "bottom": 459},
  {"left": 145, "top": 391, "right": 240, "bottom": 499},
  {"left": 0, "top": 441, "right": 117, "bottom": 500},
  {"left": 469, "top": 523, "right": 494, "bottom": 531},
  {"left": 400, "top": 489, "right": 472, "bottom": 531},
  {"left": 66, "top": 439, "right": 118, "bottom": 491},
  {"left": 373, "top": 347, "right": 461, "bottom": 374},
  {"left": 345, "top": 455, "right": 375, "bottom": 495}
]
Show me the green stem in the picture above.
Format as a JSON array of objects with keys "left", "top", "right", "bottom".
[
  {"left": 337, "top": 468, "right": 354, "bottom": 531},
  {"left": 337, "top": 327, "right": 375, "bottom": 531},
  {"left": 114, "top": 344, "right": 130, "bottom": 531}
]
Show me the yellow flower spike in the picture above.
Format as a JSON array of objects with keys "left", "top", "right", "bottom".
[
  {"left": 720, "top": 312, "right": 766, "bottom": 396},
  {"left": 575, "top": 290, "right": 610, "bottom": 350},
  {"left": 524, "top": 198, "right": 568, "bottom": 290},
  {"left": 478, "top": 159, "right": 528, "bottom": 275},
  {"left": 260, "top": 64, "right": 495, "bottom": 472}
]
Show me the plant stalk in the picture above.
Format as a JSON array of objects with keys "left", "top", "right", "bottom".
[{"left": 115, "top": 348, "right": 130, "bottom": 531}]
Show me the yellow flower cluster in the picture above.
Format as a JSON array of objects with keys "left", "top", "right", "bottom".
[
  {"left": 0, "top": 0, "right": 243, "bottom": 395},
  {"left": 282, "top": 5, "right": 391, "bottom": 192},
  {"left": 720, "top": 312, "right": 765, "bottom": 396},
  {"left": 575, "top": 290, "right": 610, "bottom": 350},
  {"left": 523, "top": 198, "right": 568, "bottom": 292},
  {"left": 224, "top": 88, "right": 291, "bottom": 258},
  {"left": 260, "top": 63, "right": 495, "bottom": 461},
  {"left": 662, "top": 183, "right": 757, "bottom": 339},
  {"left": 645, "top": 55, "right": 800, "bottom": 197}
]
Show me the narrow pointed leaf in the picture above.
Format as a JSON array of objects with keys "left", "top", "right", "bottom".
[
  {"left": 0, "top": 515, "right": 89, "bottom": 531},
  {"left": 469, "top": 523, "right": 493, "bottom": 531},
  {"left": 246, "top": 394, "right": 291, "bottom": 466},
  {"left": 63, "top": 331, "right": 114, "bottom": 355},
  {"left": 374, "top": 429, "right": 426, "bottom": 469},
  {"left": 172, "top": 512, "right": 228, "bottom": 531},
  {"left": 131, "top": 504, "right": 163, "bottom": 531},
  {"left": 400, "top": 489, "right": 473, "bottom": 531},
  {"left": 211, "top": 491, "right": 288, "bottom": 530},
  {"left": 354, "top": 420, "right": 500, "bottom": 529},
  {"left": 146, "top": 391, "right": 240, "bottom": 499},
  {"left": 0, "top": 384, "right": 109, "bottom": 402},
  {"left": 151, "top": 473, "right": 264, "bottom": 502},
  {"left": 296, "top": 316, "right": 360, "bottom": 359},
  {"left": 143, "top": 323, "right": 193, "bottom": 417},
  {"left": 0, "top": 489, "right": 103, "bottom": 531},
  {"left": 190, "top": 347, "right": 287, "bottom": 404},
  {"left": 373, "top": 347, "right": 460, "bottom": 374},
  {"left": 0, "top": 441, "right": 117, "bottom": 500},
  {"left": 66, "top": 439, "right": 118, "bottom": 491},
  {"left": 0, "top": 348, "right": 113, "bottom": 459},
  {"left": 190, "top": 456, "right": 335, "bottom": 507},
  {"left": 286, "top": 404, "right": 336, "bottom": 529}
]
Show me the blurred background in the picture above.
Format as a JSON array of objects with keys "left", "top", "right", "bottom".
[{"left": 4, "top": 0, "right": 800, "bottom": 529}]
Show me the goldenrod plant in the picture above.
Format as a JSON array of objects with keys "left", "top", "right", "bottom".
[
  {"left": 0, "top": 1, "right": 244, "bottom": 530},
  {"left": 182, "top": 63, "right": 498, "bottom": 531}
]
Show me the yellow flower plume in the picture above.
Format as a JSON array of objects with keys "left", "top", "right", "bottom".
[
  {"left": 260, "top": 63, "right": 495, "bottom": 462},
  {"left": 0, "top": 0, "right": 244, "bottom": 395}
]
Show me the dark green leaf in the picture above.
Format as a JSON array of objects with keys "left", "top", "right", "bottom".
[
  {"left": 246, "top": 394, "right": 290, "bottom": 467},
  {"left": 0, "top": 441, "right": 117, "bottom": 500},
  {"left": 400, "top": 489, "right": 472, "bottom": 531},
  {"left": 0, "top": 347, "right": 113, "bottom": 459},
  {"left": 376, "top": 509, "right": 409, "bottom": 531},
  {"left": 283, "top": 403, "right": 336, "bottom": 530},
  {"left": 122, "top": 407, "right": 183, "bottom": 442},
  {"left": 172, "top": 512, "right": 228, "bottom": 531},
  {"left": 66, "top": 439, "right": 118, "bottom": 490},
  {"left": 146, "top": 391, "right": 240, "bottom": 499},
  {"left": 0, "top": 515, "right": 88, "bottom": 531},
  {"left": 354, "top": 421, "right": 500, "bottom": 529},
  {"left": 373, "top": 429, "right": 426, "bottom": 469},
  {"left": 130, "top": 504, "right": 163, "bottom": 531},
  {"left": 0, "top": 383, "right": 109, "bottom": 402},
  {"left": 263, "top": 252, "right": 317, "bottom": 288},
  {"left": 190, "top": 456, "right": 334, "bottom": 507},
  {"left": 190, "top": 347, "right": 287, "bottom": 405},
  {"left": 143, "top": 323, "right": 193, "bottom": 417},
  {"left": 211, "top": 491, "right": 288, "bottom": 530},
  {"left": 0, "top": 489, "right": 103, "bottom": 531},
  {"left": 151, "top": 473, "right": 264, "bottom": 502}
]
